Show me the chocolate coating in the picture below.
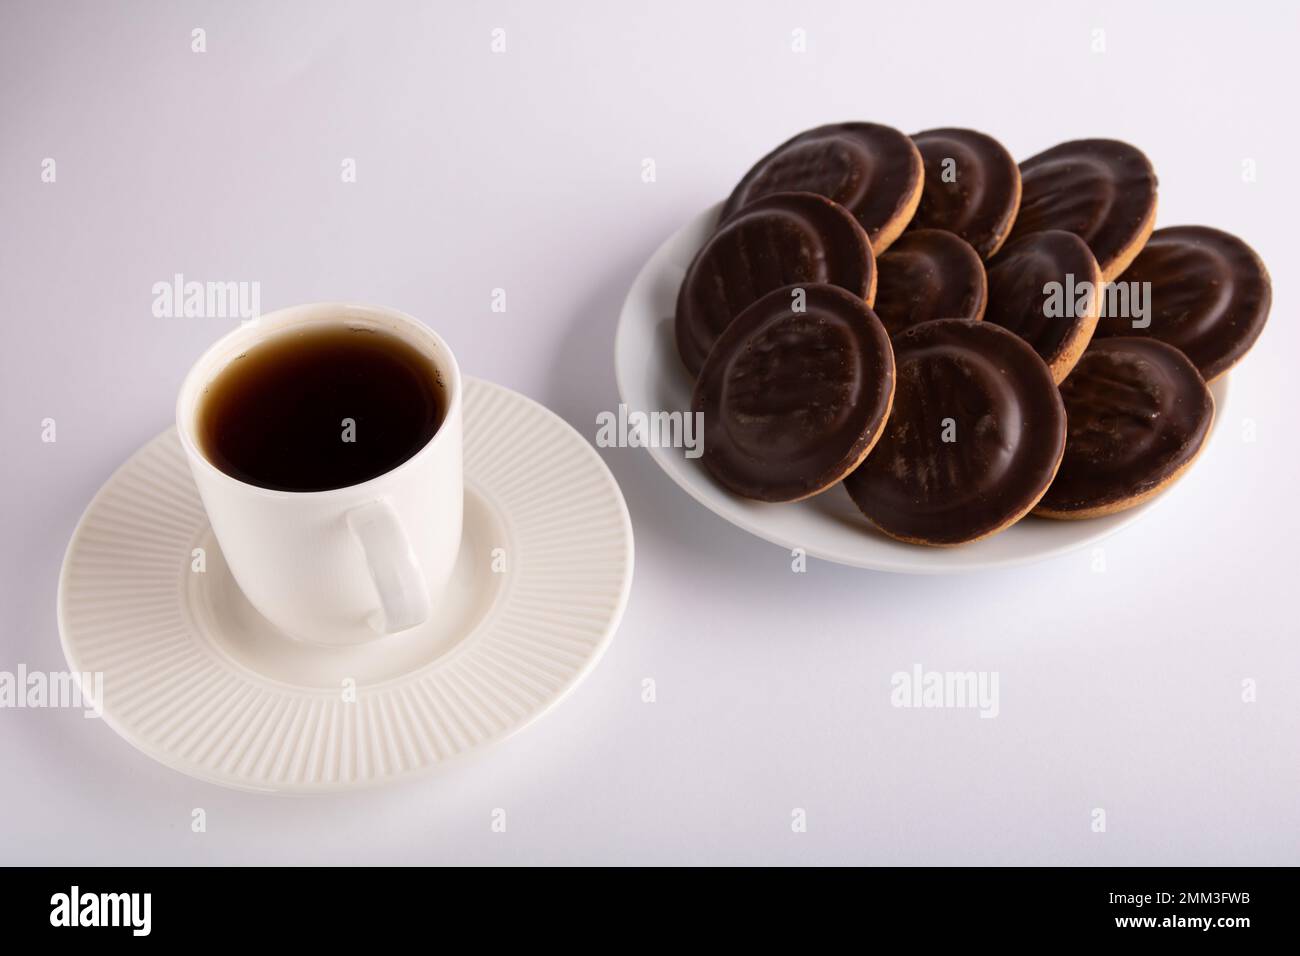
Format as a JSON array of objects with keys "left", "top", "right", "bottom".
[
  {"left": 1036, "top": 338, "right": 1213, "bottom": 518},
  {"left": 721, "top": 123, "right": 923, "bottom": 253},
  {"left": 694, "top": 284, "right": 894, "bottom": 502},
  {"left": 675, "top": 192, "right": 875, "bottom": 376},
  {"left": 873, "top": 229, "right": 987, "bottom": 338},
  {"left": 908, "top": 127, "right": 1022, "bottom": 258},
  {"left": 1008, "top": 139, "right": 1157, "bottom": 281},
  {"left": 844, "top": 319, "right": 1065, "bottom": 545},
  {"left": 984, "top": 230, "right": 1102, "bottom": 382},
  {"left": 1094, "top": 225, "right": 1271, "bottom": 383}
]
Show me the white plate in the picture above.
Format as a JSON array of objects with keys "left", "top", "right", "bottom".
[
  {"left": 614, "top": 202, "right": 1228, "bottom": 573},
  {"left": 57, "top": 378, "right": 633, "bottom": 792}
]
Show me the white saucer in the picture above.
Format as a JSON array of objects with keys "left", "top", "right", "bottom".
[
  {"left": 58, "top": 377, "right": 633, "bottom": 792},
  {"left": 615, "top": 202, "right": 1229, "bottom": 573}
]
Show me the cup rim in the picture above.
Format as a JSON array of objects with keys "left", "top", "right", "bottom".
[{"left": 175, "top": 301, "right": 462, "bottom": 500}]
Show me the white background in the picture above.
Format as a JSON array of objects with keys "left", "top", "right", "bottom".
[{"left": 2, "top": 0, "right": 1297, "bottom": 865}]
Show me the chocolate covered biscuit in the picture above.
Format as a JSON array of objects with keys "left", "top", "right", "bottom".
[
  {"left": 1036, "top": 338, "right": 1214, "bottom": 519},
  {"left": 844, "top": 319, "right": 1065, "bottom": 545},
  {"left": 984, "top": 230, "right": 1102, "bottom": 383},
  {"left": 721, "top": 123, "right": 923, "bottom": 253},
  {"left": 675, "top": 192, "right": 875, "bottom": 376},
  {"left": 908, "top": 127, "right": 1021, "bottom": 258},
  {"left": 1094, "top": 225, "right": 1271, "bottom": 383},
  {"left": 1008, "top": 139, "right": 1157, "bottom": 281},
  {"left": 872, "top": 229, "right": 986, "bottom": 337},
  {"left": 694, "top": 284, "right": 894, "bottom": 502}
]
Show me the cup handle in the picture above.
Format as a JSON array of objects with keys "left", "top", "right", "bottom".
[{"left": 346, "top": 499, "right": 430, "bottom": 635}]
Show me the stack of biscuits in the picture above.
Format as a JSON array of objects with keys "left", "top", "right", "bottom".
[{"left": 676, "top": 122, "right": 1271, "bottom": 546}]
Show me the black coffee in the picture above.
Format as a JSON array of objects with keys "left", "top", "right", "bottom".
[{"left": 197, "top": 324, "right": 445, "bottom": 492}]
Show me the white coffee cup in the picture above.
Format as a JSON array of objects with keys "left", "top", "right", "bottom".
[{"left": 176, "top": 303, "right": 463, "bottom": 646}]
